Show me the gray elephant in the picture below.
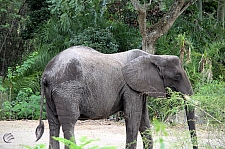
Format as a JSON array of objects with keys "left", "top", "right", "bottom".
[{"left": 36, "top": 46, "right": 198, "bottom": 149}]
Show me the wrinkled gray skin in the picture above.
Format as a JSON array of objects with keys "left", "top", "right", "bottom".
[{"left": 36, "top": 46, "right": 197, "bottom": 149}]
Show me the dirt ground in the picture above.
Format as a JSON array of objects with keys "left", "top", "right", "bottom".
[{"left": 0, "top": 120, "right": 224, "bottom": 149}]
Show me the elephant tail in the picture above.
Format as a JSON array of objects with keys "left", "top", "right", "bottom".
[{"left": 35, "top": 79, "right": 47, "bottom": 141}]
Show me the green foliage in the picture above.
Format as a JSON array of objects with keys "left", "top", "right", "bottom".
[
  {"left": 70, "top": 27, "right": 119, "bottom": 54},
  {"left": 22, "top": 144, "right": 46, "bottom": 149},
  {"left": 2, "top": 88, "right": 45, "bottom": 120},
  {"left": 52, "top": 136, "right": 117, "bottom": 149},
  {"left": 156, "top": 3, "right": 225, "bottom": 81},
  {"left": 5, "top": 51, "right": 42, "bottom": 95},
  {"left": 21, "top": 0, "right": 50, "bottom": 39},
  {"left": 148, "top": 79, "right": 225, "bottom": 124},
  {"left": 152, "top": 119, "right": 168, "bottom": 149},
  {"left": 10, "top": 52, "right": 38, "bottom": 78},
  {"left": 109, "top": 22, "right": 141, "bottom": 52},
  {"left": 1, "top": 51, "right": 44, "bottom": 120},
  {"left": 0, "top": 0, "right": 31, "bottom": 75},
  {"left": 204, "top": 41, "right": 225, "bottom": 81},
  {"left": 22, "top": 136, "right": 117, "bottom": 149},
  {"left": 193, "top": 80, "right": 225, "bottom": 123},
  {"left": 48, "top": 0, "right": 107, "bottom": 30},
  {"left": 1, "top": 101, "right": 12, "bottom": 119},
  {"left": 148, "top": 89, "right": 186, "bottom": 121}
]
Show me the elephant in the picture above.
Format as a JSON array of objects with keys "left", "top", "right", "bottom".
[{"left": 35, "top": 46, "right": 198, "bottom": 149}]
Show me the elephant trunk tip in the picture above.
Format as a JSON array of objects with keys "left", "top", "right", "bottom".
[{"left": 35, "top": 120, "right": 44, "bottom": 142}]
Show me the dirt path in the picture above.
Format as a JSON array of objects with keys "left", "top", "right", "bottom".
[{"left": 0, "top": 120, "right": 224, "bottom": 149}]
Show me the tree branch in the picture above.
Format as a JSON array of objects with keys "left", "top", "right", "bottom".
[
  {"left": 130, "top": 0, "right": 152, "bottom": 12},
  {"left": 131, "top": 0, "right": 192, "bottom": 54},
  {"left": 130, "top": 0, "right": 148, "bottom": 38},
  {"left": 147, "top": 0, "right": 192, "bottom": 42},
  {"left": 179, "top": 0, "right": 196, "bottom": 16}
]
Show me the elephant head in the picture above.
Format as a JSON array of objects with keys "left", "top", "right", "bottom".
[
  {"left": 122, "top": 54, "right": 193, "bottom": 97},
  {"left": 122, "top": 54, "right": 198, "bottom": 149}
]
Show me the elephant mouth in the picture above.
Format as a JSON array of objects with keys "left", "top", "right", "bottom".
[
  {"left": 169, "top": 86, "right": 176, "bottom": 92},
  {"left": 165, "top": 86, "right": 177, "bottom": 93}
]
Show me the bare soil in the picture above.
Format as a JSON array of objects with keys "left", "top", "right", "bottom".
[{"left": 0, "top": 120, "right": 224, "bottom": 149}]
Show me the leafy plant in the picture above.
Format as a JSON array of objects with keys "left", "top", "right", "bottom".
[
  {"left": 1, "top": 51, "right": 43, "bottom": 120},
  {"left": 147, "top": 89, "right": 186, "bottom": 121},
  {"left": 152, "top": 119, "right": 168, "bottom": 149},
  {"left": 52, "top": 136, "right": 117, "bottom": 149},
  {"left": 2, "top": 87, "right": 44, "bottom": 120},
  {"left": 109, "top": 22, "right": 141, "bottom": 52},
  {"left": 193, "top": 80, "right": 225, "bottom": 123},
  {"left": 70, "top": 27, "right": 119, "bottom": 54},
  {"left": 22, "top": 136, "right": 116, "bottom": 149},
  {"left": 1, "top": 101, "right": 12, "bottom": 119},
  {"left": 5, "top": 51, "right": 41, "bottom": 95},
  {"left": 22, "top": 144, "right": 46, "bottom": 149}
]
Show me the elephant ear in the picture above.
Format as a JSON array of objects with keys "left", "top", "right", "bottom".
[{"left": 122, "top": 55, "right": 166, "bottom": 98}]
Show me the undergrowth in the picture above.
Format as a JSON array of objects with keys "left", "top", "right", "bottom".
[
  {"left": 193, "top": 79, "right": 225, "bottom": 123},
  {"left": 22, "top": 136, "right": 117, "bottom": 149}
]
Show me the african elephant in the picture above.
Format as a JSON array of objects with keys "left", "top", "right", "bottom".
[{"left": 35, "top": 46, "right": 198, "bottom": 149}]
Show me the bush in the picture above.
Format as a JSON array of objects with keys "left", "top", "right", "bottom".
[
  {"left": 1, "top": 51, "right": 44, "bottom": 120},
  {"left": 2, "top": 88, "right": 45, "bottom": 120},
  {"left": 147, "top": 89, "right": 186, "bottom": 121},
  {"left": 148, "top": 80, "right": 225, "bottom": 125},
  {"left": 193, "top": 80, "right": 225, "bottom": 123},
  {"left": 52, "top": 136, "right": 116, "bottom": 149},
  {"left": 70, "top": 27, "right": 119, "bottom": 54}
]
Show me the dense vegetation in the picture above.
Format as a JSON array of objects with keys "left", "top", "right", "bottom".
[{"left": 0, "top": 0, "right": 224, "bottom": 128}]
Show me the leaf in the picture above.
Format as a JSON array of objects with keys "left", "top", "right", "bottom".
[
  {"left": 79, "top": 136, "right": 99, "bottom": 147},
  {"left": 52, "top": 136, "right": 78, "bottom": 148},
  {"left": 159, "top": 138, "right": 165, "bottom": 149},
  {"left": 21, "top": 144, "right": 46, "bottom": 149}
]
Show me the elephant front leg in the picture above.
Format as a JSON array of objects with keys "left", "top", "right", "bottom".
[
  {"left": 139, "top": 96, "right": 153, "bottom": 149},
  {"left": 123, "top": 92, "right": 143, "bottom": 149},
  {"left": 124, "top": 112, "right": 142, "bottom": 149}
]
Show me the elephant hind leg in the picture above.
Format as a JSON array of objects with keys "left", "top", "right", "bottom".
[
  {"left": 54, "top": 97, "right": 80, "bottom": 149},
  {"left": 46, "top": 101, "right": 60, "bottom": 149}
]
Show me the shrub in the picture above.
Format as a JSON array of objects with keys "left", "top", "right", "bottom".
[
  {"left": 2, "top": 88, "right": 45, "bottom": 120},
  {"left": 70, "top": 27, "right": 119, "bottom": 54},
  {"left": 52, "top": 136, "right": 116, "bottom": 149},
  {"left": 193, "top": 80, "right": 225, "bottom": 123},
  {"left": 147, "top": 89, "right": 186, "bottom": 121}
]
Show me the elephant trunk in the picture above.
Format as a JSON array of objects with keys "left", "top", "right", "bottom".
[
  {"left": 178, "top": 72, "right": 198, "bottom": 148},
  {"left": 184, "top": 95, "right": 198, "bottom": 149}
]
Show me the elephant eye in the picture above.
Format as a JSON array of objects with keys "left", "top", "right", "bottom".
[{"left": 174, "top": 74, "right": 181, "bottom": 81}]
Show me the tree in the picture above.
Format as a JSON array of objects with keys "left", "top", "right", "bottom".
[
  {"left": 131, "top": 0, "right": 193, "bottom": 54},
  {"left": 197, "top": 0, "right": 202, "bottom": 20},
  {"left": 21, "top": 0, "right": 50, "bottom": 39},
  {"left": 0, "top": 0, "right": 29, "bottom": 76},
  {"left": 217, "top": 0, "right": 225, "bottom": 29}
]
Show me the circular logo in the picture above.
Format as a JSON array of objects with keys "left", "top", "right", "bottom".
[{"left": 3, "top": 133, "right": 14, "bottom": 143}]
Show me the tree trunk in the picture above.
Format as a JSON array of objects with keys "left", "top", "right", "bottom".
[
  {"left": 131, "top": 0, "right": 192, "bottom": 54},
  {"left": 142, "top": 36, "right": 156, "bottom": 54},
  {"left": 197, "top": 0, "right": 202, "bottom": 21},
  {"left": 217, "top": 0, "right": 225, "bottom": 29}
]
